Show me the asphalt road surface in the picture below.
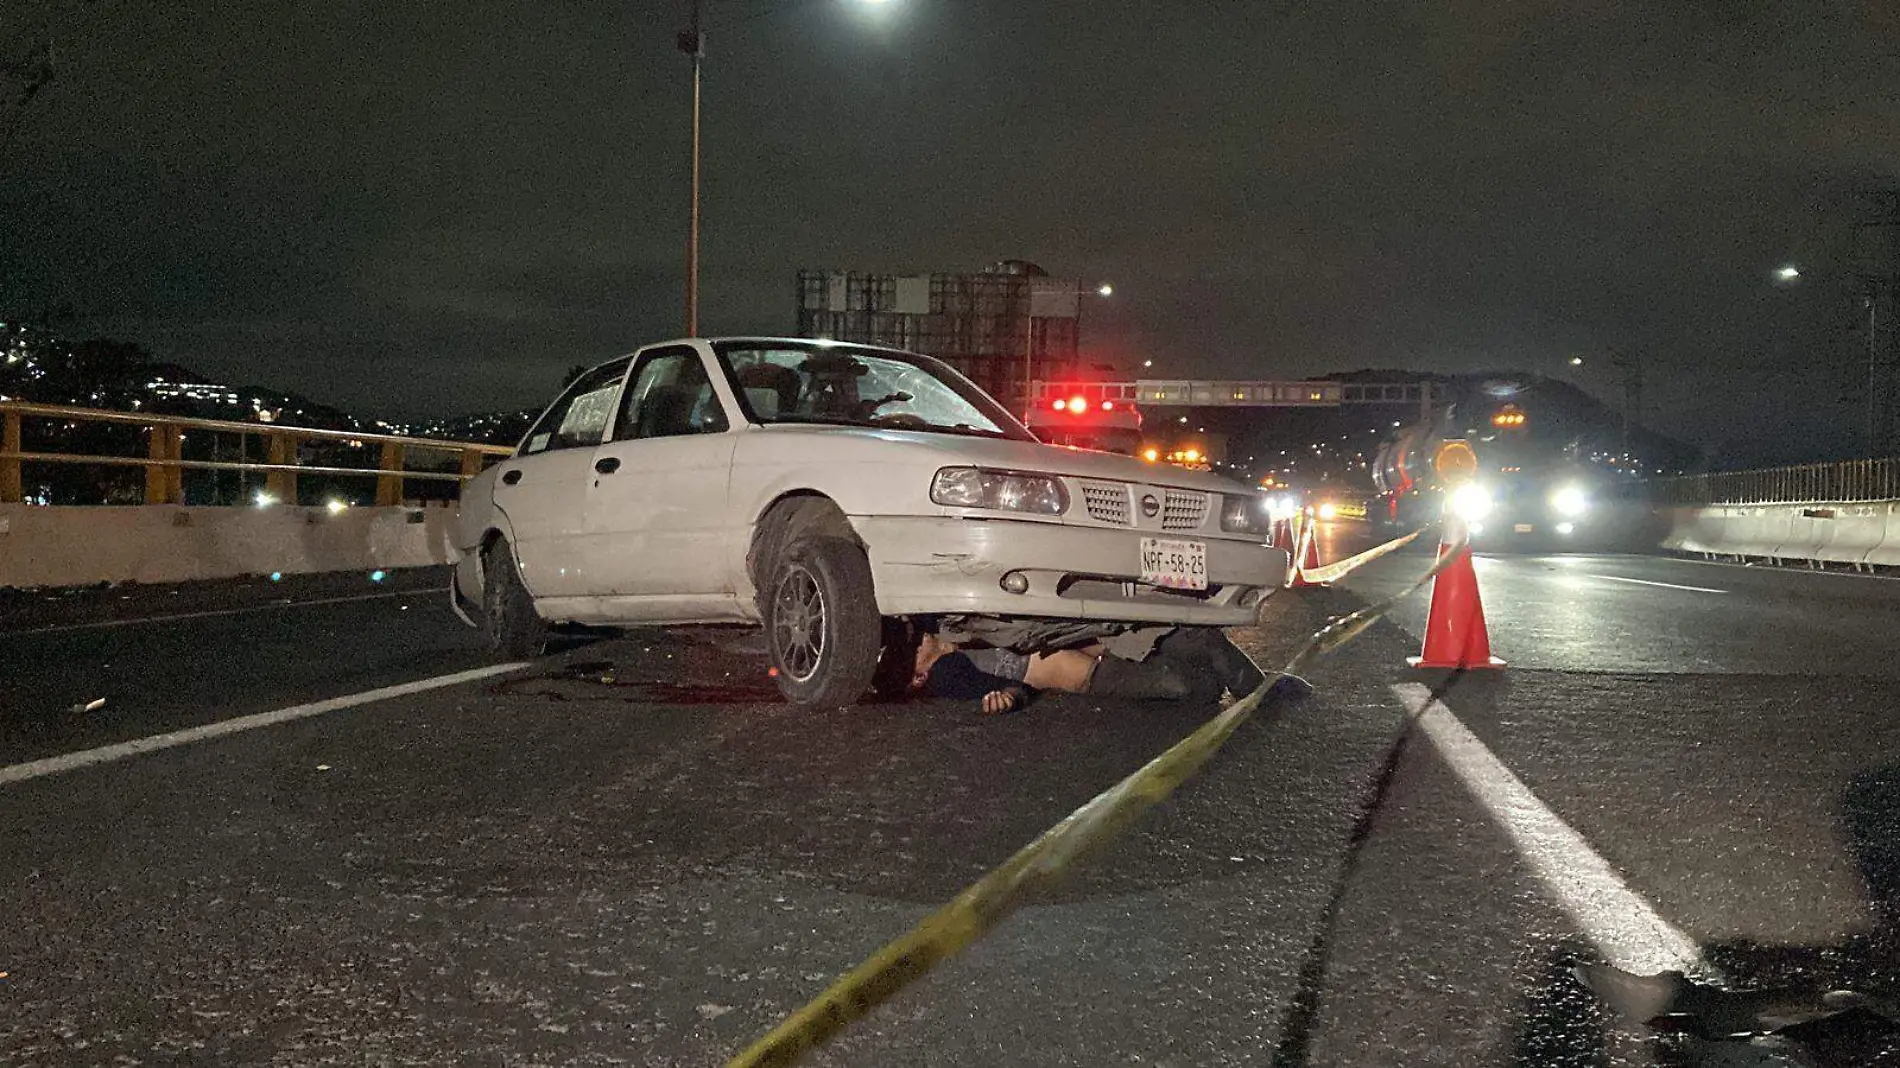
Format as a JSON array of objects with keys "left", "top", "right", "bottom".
[{"left": 4, "top": 530, "right": 1900, "bottom": 1066}]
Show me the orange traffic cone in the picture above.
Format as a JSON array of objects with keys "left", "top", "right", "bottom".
[
  {"left": 1270, "top": 515, "right": 1293, "bottom": 551},
  {"left": 1408, "top": 526, "right": 1505, "bottom": 670},
  {"left": 1288, "top": 517, "right": 1326, "bottom": 587}
]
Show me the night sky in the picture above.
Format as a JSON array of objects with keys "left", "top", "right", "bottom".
[{"left": 3, "top": 1, "right": 1897, "bottom": 464}]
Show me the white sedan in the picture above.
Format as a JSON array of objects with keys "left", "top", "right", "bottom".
[{"left": 451, "top": 338, "right": 1290, "bottom": 707}]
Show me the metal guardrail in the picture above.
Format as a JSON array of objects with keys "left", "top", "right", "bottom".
[
  {"left": 0, "top": 401, "right": 514, "bottom": 506},
  {"left": 1652, "top": 457, "right": 1900, "bottom": 506}
]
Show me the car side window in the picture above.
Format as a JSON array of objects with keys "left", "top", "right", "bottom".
[
  {"left": 519, "top": 359, "right": 632, "bottom": 456},
  {"left": 614, "top": 349, "right": 729, "bottom": 441}
]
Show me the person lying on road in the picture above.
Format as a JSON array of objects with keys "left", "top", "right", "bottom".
[{"left": 909, "top": 627, "right": 1293, "bottom": 715}]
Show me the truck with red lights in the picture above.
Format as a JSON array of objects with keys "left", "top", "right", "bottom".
[{"left": 1025, "top": 386, "right": 1144, "bottom": 456}]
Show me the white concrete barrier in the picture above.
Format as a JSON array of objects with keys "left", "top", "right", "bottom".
[
  {"left": 1868, "top": 503, "right": 1900, "bottom": 567},
  {"left": 1729, "top": 505, "right": 1796, "bottom": 560},
  {"left": 1824, "top": 502, "right": 1897, "bottom": 566},
  {"left": 1663, "top": 499, "right": 1900, "bottom": 567},
  {"left": 0, "top": 504, "right": 456, "bottom": 589}
]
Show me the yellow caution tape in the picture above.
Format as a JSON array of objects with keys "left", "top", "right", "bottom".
[
  {"left": 1294, "top": 528, "right": 1424, "bottom": 586},
  {"left": 727, "top": 528, "right": 1460, "bottom": 1068}
]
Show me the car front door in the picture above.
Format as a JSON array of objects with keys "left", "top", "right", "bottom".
[
  {"left": 489, "top": 357, "right": 631, "bottom": 599},
  {"left": 579, "top": 344, "right": 738, "bottom": 600}
]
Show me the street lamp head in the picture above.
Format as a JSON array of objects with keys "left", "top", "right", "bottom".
[
  {"left": 1569, "top": 356, "right": 1585, "bottom": 366},
  {"left": 1141, "top": 359, "right": 1153, "bottom": 368},
  {"left": 1096, "top": 283, "right": 1114, "bottom": 298},
  {"left": 1775, "top": 263, "right": 1801, "bottom": 283}
]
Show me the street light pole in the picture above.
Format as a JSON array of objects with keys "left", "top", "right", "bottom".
[
  {"left": 1869, "top": 288, "right": 1880, "bottom": 457},
  {"left": 681, "top": 0, "right": 705, "bottom": 337}
]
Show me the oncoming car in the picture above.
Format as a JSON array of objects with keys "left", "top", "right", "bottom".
[
  {"left": 451, "top": 338, "right": 1291, "bottom": 707},
  {"left": 1452, "top": 470, "right": 1605, "bottom": 549}
]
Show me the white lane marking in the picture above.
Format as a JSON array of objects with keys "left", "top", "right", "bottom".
[
  {"left": 1391, "top": 683, "right": 1705, "bottom": 975},
  {"left": 3, "top": 590, "right": 424, "bottom": 637},
  {"left": 1666, "top": 554, "right": 1900, "bottom": 582},
  {"left": 0, "top": 663, "right": 526, "bottom": 787},
  {"left": 1590, "top": 574, "right": 1728, "bottom": 595}
]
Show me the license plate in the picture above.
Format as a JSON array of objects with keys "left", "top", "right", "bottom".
[
  {"left": 1140, "top": 537, "right": 1207, "bottom": 591},
  {"left": 1514, "top": 523, "right": 1535, "bottom": 534}
]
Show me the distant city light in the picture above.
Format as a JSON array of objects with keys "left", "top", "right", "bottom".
[
  {"left": 1569, "top": 356, "right": 1584, "bottom": 366},
  {"left": 325, "top": 498, "right": 349, "bottom": 515},
  {"left": 1775, "top": 263, "right": 1801, "bottom": 282},
  {"left": 254, "top": 491, "right": 277, "bottom": 508},
  {"left": 369, "top": 570, "right": 387, "bottom": 583}
]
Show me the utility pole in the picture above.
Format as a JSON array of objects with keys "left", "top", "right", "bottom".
[
  {"left": 1610, "top": 349, "right": 1642, "bottom": 461},
  {"left": 678, "top": 0, "right": 705, "bottom": 337},
  {"left": 1870, "top": 286, "right": 1882, "bottom": 457},
  {"left": 1021, "top": 292, "right": 1035, "bottom": 413},
  {"left": 1856, "top": 192, "right": 1900, "bottom": 457}
]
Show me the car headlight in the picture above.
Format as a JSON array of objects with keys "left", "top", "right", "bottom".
[
  {"left": 1549, "top": 483, "right": 1590, "bottom": 518},
  {"left": 1220, "top": 494, "right": 1272, "bottom": 536},
  {"left": 1449, "top": 483, "right": 1493, "bottom": 522},
  {"left": 1315, "top": 501, "right": 1338, "bottom": 521},
  {"left": 930, "top": 467, "right": 1068, "bottom": 516}
]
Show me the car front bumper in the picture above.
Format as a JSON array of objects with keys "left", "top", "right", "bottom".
[{"left": 852, "top": 515, "right": 1289, "bottom": 627}]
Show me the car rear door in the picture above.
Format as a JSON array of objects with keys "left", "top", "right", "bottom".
[
  {"left": 578, "top": 344, "right": 739, "bottom": 598},
  {"left": 489, "top": 357, "right": 632, "bottom": 598}
]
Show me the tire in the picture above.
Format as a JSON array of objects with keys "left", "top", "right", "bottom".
[
  {"left": 482, "top": 539, "right": 551, "bottom": 659},
  {"left": 763, "top": 536, "right": 882, "bottom": 708}
]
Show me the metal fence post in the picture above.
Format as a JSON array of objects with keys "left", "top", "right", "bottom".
[
  {"left": 376, "top": 442, "right": 406, "bottom": 506},
  {"left": 1, "top": 409, "right": 22, "bottom": 503},
  {"left": 459, "top": 447, "right": 485, "bottom": 486},
  {"left": 145, "top": 423, "right": 183, "bottom": 505},
  {"left": 266, "top": 433, "right": 297, "bottom": 503}
]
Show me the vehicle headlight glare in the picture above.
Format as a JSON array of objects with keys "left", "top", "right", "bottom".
[
  {"left": 1550, "top": 484, "right": 1590, "bottom": 518},
  {"left": 1221, "top": 494, "right": 1272, "bottom": 536},
  {"left": 1316, "top": 501, "right": 1338, "bottom": 521},
  {"left": 931, "top": 467, "right": 1068, "bottom": 515},
  {"left": 1449, "top": 484, "right": 1493, "bottom": 522}
]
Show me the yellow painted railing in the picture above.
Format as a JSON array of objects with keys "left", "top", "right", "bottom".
[{"left": 0, "top": 401, "right": 513, "bottom": 506}]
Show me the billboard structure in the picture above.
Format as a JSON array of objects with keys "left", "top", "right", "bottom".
[{"left": 796, "top": 260, "right": 1080, "bottom": 407}]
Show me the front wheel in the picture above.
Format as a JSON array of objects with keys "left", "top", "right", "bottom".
[
  {"left": 764, "top": 536, "right": 882, "bottom": 708},
  {"left": 482, "top": 539, "right": 551, "bottom": 659}
]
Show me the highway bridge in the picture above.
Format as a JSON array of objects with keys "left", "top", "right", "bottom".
[{"left": 4, "top": 403, "right": 1900, "bottom": 1065}]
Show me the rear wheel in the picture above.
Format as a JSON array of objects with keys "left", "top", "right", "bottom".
[
  {"left": 482, "top": 539, "right": 551, "bottom": 659},
  {"left": 764, "top": 536, "right": 881, "bottom": 708}
]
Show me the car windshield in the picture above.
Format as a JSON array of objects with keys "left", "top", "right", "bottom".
[{"left": 715, "top": 341, "right": 1033, "bottom": 442}]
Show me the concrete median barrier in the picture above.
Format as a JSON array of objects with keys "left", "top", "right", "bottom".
[
  {"left": 0, "top": 503, "right": 456, "bottom": 589},
  {"left": 1662, "top": 499, "right": 1900, "bottom": 568},
  {"left": 1867, "top": 502, "right": 1900, "bottom": 567}
]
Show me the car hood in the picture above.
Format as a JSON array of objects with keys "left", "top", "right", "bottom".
[{"left": 754, "top": 424, "right": 1249, "bottom": 494}]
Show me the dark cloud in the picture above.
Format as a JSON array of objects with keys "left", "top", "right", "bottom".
[{"left": 2, "top": 0, "right": 1897, "bottom": 460}]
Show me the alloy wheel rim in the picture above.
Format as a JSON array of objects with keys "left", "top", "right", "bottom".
[{"left": 773, "top": 563, "right": 826, "bottom": 683}]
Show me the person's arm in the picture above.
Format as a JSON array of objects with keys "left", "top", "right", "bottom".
[
  {"left": 979, "top": 688, "right": 1028, "bottom": 715},
  {"left": 927, "top": 652, "right": 1033, "bottom": 712}
]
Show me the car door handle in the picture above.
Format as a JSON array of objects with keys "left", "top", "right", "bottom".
[
  {"left": 501, "top": 469, "right": 523, "bottom": 485},
  {"left": 594, "top": 457, "right": 621, "bottom": 475}
]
